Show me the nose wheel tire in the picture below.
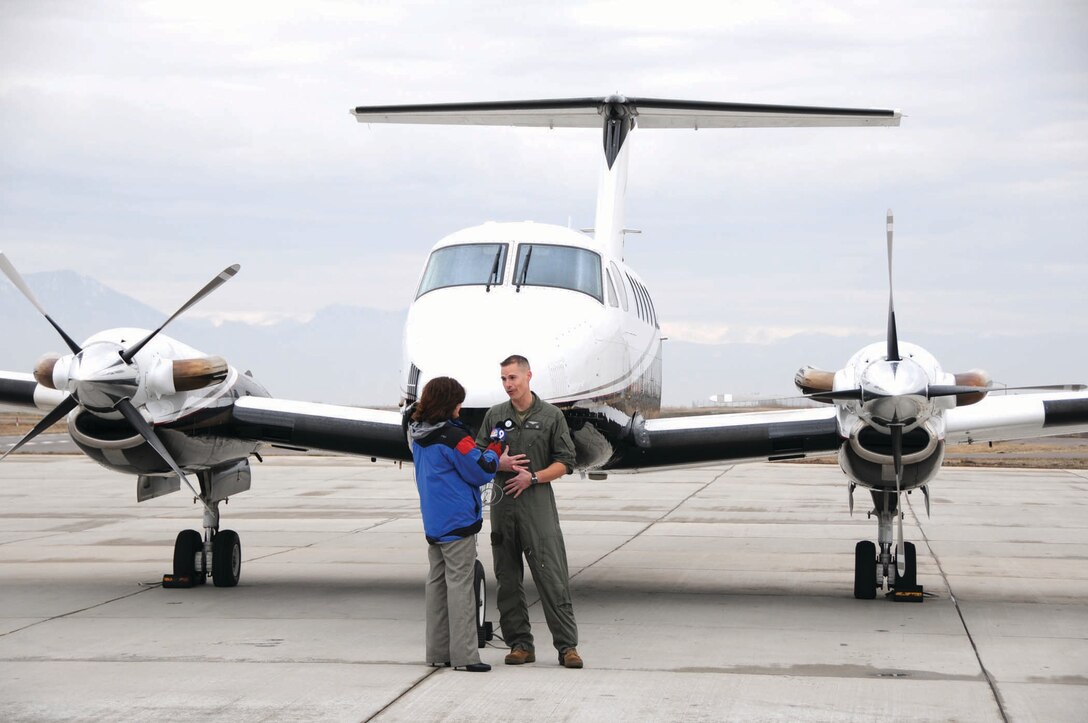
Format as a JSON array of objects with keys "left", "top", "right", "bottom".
[
  {"left": 212, "top": 529, "right": 241, "bottom": 587},
  {"left": 854, "top": 540, "right": 878, "bottom": 599}
]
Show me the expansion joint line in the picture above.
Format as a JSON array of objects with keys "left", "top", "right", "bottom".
[
  {"left": 0, "top": 586, "right": 155, "bottom": 639},
  {"left": 570, "top": 465, "right": 734, "bottom": 582},
  {"left": 516, "top": 465, "right": 732, "bottom": 612},
  {"left": 907, "top": 494, "right": 1009, "bottom": 723},
  {"left": 365, "top": 668, "right": 441, "bottom": 722}
]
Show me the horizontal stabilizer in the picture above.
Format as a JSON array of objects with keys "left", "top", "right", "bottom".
[{"left": 351, "top": 96, "right": 902, "bottom": 129}]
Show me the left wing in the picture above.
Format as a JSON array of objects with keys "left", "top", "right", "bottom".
[
  {"left": 608, "top": 407, "right": 842, "bottom": 470},
  {"left": 945, "top": 391, "right": 1088, "bottom": 445}
]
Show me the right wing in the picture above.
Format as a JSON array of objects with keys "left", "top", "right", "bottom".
[
  {"left": 227, "top": 397, "right": 411, "bottom": 462},
  {"left": 0, "top": 371, "right": 67, "bottom": 413}
]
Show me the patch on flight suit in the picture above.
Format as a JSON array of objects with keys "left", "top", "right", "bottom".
[{"left": 523, "top": 420, "right": 543, "bottom": 430}]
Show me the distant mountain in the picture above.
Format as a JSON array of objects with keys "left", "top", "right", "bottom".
[
  {"left": 1, "top": 271, "right": 405, "bottom": 406},
  {"left": 4, "top": 271, "right": 1084, "bottom": 409}
]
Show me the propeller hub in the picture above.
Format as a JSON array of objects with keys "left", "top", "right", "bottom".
[
  {"left": 858, "top": 358, "right": 931, "bottom": 427},
  {"left": 67, "top": 342, "right": 138, "bottom": 412}
]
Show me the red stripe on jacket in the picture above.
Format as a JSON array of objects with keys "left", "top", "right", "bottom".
[{"left": 455, "top": 436, "right": 476, "bottom": 456}]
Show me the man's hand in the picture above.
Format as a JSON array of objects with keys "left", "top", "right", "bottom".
[
  {"left": 499, "top": 449, "right": 529, "bottom": 473},
  {"left": 502, "top": 468, "right": 533, "bottom": 498}
]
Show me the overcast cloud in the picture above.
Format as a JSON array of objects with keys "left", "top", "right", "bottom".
[{"left": 2, "top": 1, "right": 1086, "bottom": 391}]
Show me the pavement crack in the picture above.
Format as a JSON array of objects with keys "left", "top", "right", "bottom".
[
  {"left": 570, "top": 466, "right": 735, "bottom": 582},
  {"left": 0, "top": 586, "right": 157, "bottom": 638},
  {"left": 910, "top": 494, "right": 1010, "bottom": 723}
]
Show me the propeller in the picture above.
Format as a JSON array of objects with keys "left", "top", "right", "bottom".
[{"left": 1, "top": 253, "right": 237, "bottom": 503}]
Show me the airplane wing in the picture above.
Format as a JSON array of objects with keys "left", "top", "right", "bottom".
[
  {"left": 0, "top": 371, "right": 67, "bottom": 412},
  {"left": 227, "top": 397, "right": 411, "bottom": 462},
  {"left": 1, "top": 370, "right": 410, "bottom": 461},
  {"left": 608, "top": 407, "right": 843, "bottom": 469},
  {"left": 351, "top": 96, "right": 901, "bottom": 129},
  {"left": 944, "top": 391, "right": 1088, "bottom": 445}
]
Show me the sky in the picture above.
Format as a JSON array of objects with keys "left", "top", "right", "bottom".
[{"left": 2, "top": 1, "right": 1086, "bottom": 394}]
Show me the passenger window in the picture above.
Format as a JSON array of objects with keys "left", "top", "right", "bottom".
[
  {"left": 626, "top": 273, "right": 644, "bottom": 321},
  {"left": 604, "top": 269, "right": 619, "bottom": 307},
  {"left": 610, "top": 261, "right": 629, "bottom": 311}
]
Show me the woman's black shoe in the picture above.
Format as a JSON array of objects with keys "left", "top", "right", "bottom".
[{"left": 456, "top": 662, "right": 491, "bottom": 672}]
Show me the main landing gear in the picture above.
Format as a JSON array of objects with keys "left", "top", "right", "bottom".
[
  {"left": 162, "top": 464, "right": 250, "bottom": 588},
  {"left": 164, "top": 498, "right": 241, "bottom": 588},
  {"left": 853, "top": 490, "right": 922, "bottom": 601}
]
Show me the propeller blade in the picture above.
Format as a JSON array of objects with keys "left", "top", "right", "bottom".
[
  {"left": 998, "top": 383, "right": 1088, "bottom": 393},
  {"left": 0, "top": 252, "right": 83, "bottom": 354},
  {"left": 809, "top": 388, "right": 864, "bottom": 402},
  {"left": 885, "top": 210, "right": 900, "bottom": 362},
  {"left": 890, "top": 422, "right": 903, "bottom": 484},
  {"left": 0, "top": 395, "right": 78, "bottom": 461},
  {"left": 896, "top": 498, "right": 906, "bottom": 579},
  {"left": 114, "top": 399, "right": 213, "bottom": 515},
  {"left": 890, "top": 421, "right": 906, "bottom": 578},
  {"left": 121, "top": 264, "right": 240, "bottom": 364},
  {"left": 927, "top": 384, "right": 991, "bottom": 398}
]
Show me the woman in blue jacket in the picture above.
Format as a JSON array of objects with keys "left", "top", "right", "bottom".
[{"left": 409, "top": 376, "right": 502, "bottom": 672}]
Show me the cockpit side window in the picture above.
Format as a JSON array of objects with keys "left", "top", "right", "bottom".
[
  {"left": 513, "top": 244, "right": 603, "bottom": 302},
  {"left": 416, "top": 243, "right": 508, "bottom": 298}
]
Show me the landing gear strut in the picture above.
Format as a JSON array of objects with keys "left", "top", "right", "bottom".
[{"left": 853, "top": 490, "right": 921, "bottom": 601}]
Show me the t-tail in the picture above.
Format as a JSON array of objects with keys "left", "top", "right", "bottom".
[{"left": 351, "top": 96, "right": 901, "bottom": 260}]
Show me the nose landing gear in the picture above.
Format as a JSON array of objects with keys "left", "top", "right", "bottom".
[{"left": 854, "top": 491, "right": 923, "bottom": 601}]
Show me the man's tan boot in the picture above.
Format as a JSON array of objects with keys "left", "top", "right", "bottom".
[
  {"left": 560, "top": 648, "right": 583, "bottom": 669},
  {"left": 504, "top": 647, "right": 536, "bottom": 665}
]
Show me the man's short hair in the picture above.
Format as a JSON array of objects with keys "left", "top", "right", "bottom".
[{"left": 500, "top": 355, "right": 530, "bottom": 370}]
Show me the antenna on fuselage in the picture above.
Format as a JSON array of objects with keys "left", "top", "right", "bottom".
[{"left": 349, "top": 96, "right": 901, "bottom": 261}]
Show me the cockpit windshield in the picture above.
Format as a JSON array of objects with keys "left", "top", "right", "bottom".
[
  {"left": 514, "top": 244, "right": 603, "bottom": 302},
  {"left": 416, "top": 243, "right": 508, "bottom": 298}
]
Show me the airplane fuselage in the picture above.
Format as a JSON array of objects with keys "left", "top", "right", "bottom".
[{"left": 401, "top": 220, "right": 662, "bottom": 467}]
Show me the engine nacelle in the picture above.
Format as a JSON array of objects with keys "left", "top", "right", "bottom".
[
  {"left": 68, "top": 408, "right": 260, "bottom": 477},
  {"left": 838, "top": 420, "right": 944, "bottom": 491}
]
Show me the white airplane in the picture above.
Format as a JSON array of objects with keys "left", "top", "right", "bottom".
[{"left": 2, "top": 96, "right": 1086, "bottom": 603}]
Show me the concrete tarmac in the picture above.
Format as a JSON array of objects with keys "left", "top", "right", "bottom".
[{"left": 0, "top": 455, "right": 1085, "bottom": 722}]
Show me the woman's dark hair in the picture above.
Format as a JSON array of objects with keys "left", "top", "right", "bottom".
[{"left": 412, "top": 376, "right": 466, "bottom": 423}]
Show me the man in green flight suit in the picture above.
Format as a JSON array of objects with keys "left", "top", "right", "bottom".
[{"left": 475, "top": 354, "right": 583, "bottom": 669}]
